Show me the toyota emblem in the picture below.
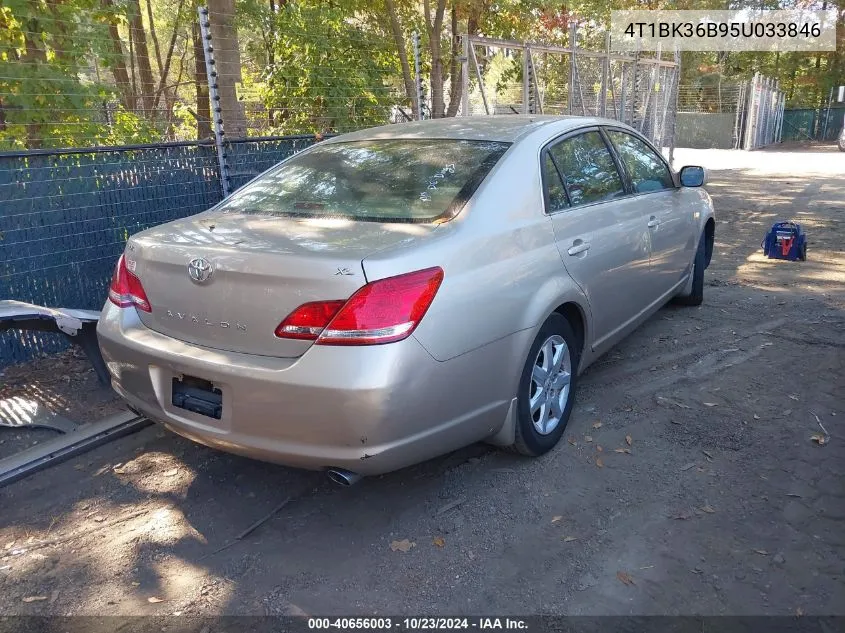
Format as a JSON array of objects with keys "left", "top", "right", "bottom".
[{"left": 187, "top": 257, "right": 213, "bottom": 283}]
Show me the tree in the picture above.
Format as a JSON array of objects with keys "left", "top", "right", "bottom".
[
  {"left": 206, "top": 0, "right": 247, "bottom": 138},
  {"left": 259, "top": 1, "right": 400, "bottom": 133}
]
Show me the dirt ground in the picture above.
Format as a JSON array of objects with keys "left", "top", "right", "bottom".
[
  {"left": 0, "top": 143, "right": 842, "bottom": 617},
  {"left": 0, "top": 349, "right": 126, "bottom": 460}
]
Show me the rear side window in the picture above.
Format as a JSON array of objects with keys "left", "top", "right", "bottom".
[
  {"left": 606, "top": 130, "right": 675, "bottom": 193},
  {"left": 542, "top": 153, "right": 569, "bottom": 213},
  {"left": 216, "top": 139, "right": 511, "bottom": 223},
  {"left": 548, "top": 131, "right": 625, "bottom": 207}
]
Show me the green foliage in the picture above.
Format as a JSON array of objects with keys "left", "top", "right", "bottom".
[
  {"left": 259, "top": 2, "right": 401, "bottom": 134},
  {"left": 0, "top": 0, "right": 124, "bottom": 149}
]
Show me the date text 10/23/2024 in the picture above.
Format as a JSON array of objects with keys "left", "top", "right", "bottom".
[{"left": 307, "top": 618, "right": 529, "bottom": 631}]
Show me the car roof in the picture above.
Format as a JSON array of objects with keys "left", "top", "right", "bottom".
[{"left": 324, "top": 115, "right": 620, "bottom": 144}]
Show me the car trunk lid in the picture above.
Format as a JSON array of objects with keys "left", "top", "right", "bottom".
[{"left": 126, "top": 211, "right": 436, "bottom": 358}]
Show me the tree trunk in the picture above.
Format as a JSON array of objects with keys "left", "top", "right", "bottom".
[
  {"left": 385, "top": 0, "right": 417, "bottom": 117},
  {"left": 145, "top": 0, "right": 164, "bottom": 74},
  {"left": 207, "top": 0, "right": 248, "bottom": 138},
  {"left": 152, "top": 0, "right": 186, "bottom": 111},
  {"left": 424, "top": 0, "right": 447, "bottom": 118},
  {"left": 128, "top": 0, "right": 156, "bottom": 115},
  {"left": 101, "top": 0, "right": 133, "bottom": 110},
  {"left": 193, "top": 18, "right": 212, "bottom": 139},
  {"left": 444, "top": 6, "right": 462, "bottom": 117}
]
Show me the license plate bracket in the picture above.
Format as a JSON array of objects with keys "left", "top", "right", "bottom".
[{"left": 172, "top": 375, "right": 223, "bottom": 420}]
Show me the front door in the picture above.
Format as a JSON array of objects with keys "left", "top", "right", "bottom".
[{"left": 541, "top": 129, "right": 652, "bottom": 348}]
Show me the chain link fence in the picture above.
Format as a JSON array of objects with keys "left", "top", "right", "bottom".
[
  {"left": 675, "top": 74, "right": 784, "bottom": 150},
  {"left": 462, "top": 31, "right": 681, "bottom": 159}
]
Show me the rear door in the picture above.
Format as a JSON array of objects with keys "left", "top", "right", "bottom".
[
  {"left": 604, "top": 128, "right": 696, "bottom": 297},
  {"left": 543, "top": 129, "right": 652, "bottom": 348}
]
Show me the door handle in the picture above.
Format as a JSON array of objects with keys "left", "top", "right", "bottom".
[
  {"left": 647, "top": 216, "right": 660, "bottom": 228},
  {"left": 567, "top": 241, "right": 591, "bottom": 256}
]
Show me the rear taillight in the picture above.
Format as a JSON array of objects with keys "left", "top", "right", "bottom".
[
  {"left": 108, "top": 254, "right": 152, "bottom": 312},
  {"left": 275, "top": 267, "right": 444, "bottom": 346},
  {"left": 274, "top": 300, "right": 346, "bottom": 340}
]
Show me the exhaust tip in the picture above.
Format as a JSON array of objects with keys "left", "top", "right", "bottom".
[{"left": 326, "top": 468, "right": 362, "bottom": 487}]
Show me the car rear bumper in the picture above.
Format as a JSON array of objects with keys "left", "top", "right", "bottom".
[{"left": 97, "top": 303, "right": 523, "bottom": 475}]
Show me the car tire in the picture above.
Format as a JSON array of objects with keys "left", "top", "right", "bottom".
[
  {"left": 509, "top": 313, "right": 581, "bottom": 457},
  {"left": 674, "top": 233, "right": 706, "bottom": 307}
]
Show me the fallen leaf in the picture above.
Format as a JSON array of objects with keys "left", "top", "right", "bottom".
[
  {"left": 22, "top": 596, "right": 47, "bottom": 603},
  {"left": 596, "top": 445, "right": 603, "bottom": 452},
  {"left": 595, "top": 457, "right": 604, "bottom": 468},
  {"left": 551, "top": 516, "right": 563, "bottom": 524},
  {"left": 390, "top": 539, "right": 416, "bottom": 553},
  {"left": 810, "top": 434, "right": 827, "bottom": 445},
  {"left": 131, "top": 582, "right": 140, "bottom": 587},
  {"left": 783, "top": 409, "right": 792, "bottom": 416},
  {"left": 584, "top": 435, "right": 593, "bottom": 443},
  {"left": 625, "top": 435, "right": 632, "bottom": 446},
  {"left": 700, "top": 505, "right": 716, "bottom": 514},
  {"left": 789, "top": 394, "right": 799, "bottom": 401},
  {"left": 614, "top": 448, "right": 631, "bottom": 454},
  {"left": 616, "top": 571, "right": 635, "bottom": 586},
  {"left": 795, "top": 608, "right": 804, "bottom": 617},
  {"left": 592, "top": 421, "right": 602, "bottom": 429},
  {"left": 147, "top": 597, "right": 165, "bottom": 604},
  {"left": 567, "top": 437, "right": 577, "bottom": 446},
  {"left": 432, "top": 536, "right": 445, "bottom": 548},
  {"left": 753, "top": 414, "right": 760, "bottom": 420},
  {"left": 753, "top": 549, "right": 769, "bottom": 556},
  {"left": 703, "top": 402, "right": 718, "bottom": 407},
  {"left": 164, "top": 468, "right": 179, "bottom": 477},
  {"left": 562, "top": 536, "right": 578, "bottom": 542}
]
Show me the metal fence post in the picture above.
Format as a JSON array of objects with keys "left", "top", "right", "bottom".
[
  {"left": 412, "top": 31, "right": 423, "bottom": 120},
  {"left": 600, "top": 33, "right": 610, "bottom": 118},
  {"left": 667, "top": 48, "right": 680, "bottom": 165},
  {"left": 743, "top": 73, "right": 758, "bottom": 150},
  {"left": 461, "top": 35, "right": 470, "bottom": 117},
  {"left": 522, "top": 46, "right": 530, "bottom": 114},
  {"left": 198, "top": 6, "right": 231, "bottom": 197},
  {"left": 568, "top": 22, "right": 577, "bottom": 115},
  {"left": 821, "top": 86, "right": 834, "bottom": 140}
]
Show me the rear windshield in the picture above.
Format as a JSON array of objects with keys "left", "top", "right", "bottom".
[{"left": 216, "top": 138, "right": 511, "bottom": 223}]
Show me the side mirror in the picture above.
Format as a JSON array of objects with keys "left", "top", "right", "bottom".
[{"left": 679, "top": 165, "right": 707, "bottom": 187}]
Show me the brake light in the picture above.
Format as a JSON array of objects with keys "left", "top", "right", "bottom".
[
  {"left": 108, "top": 254, "right": 152, "bottom": 312},
  {"left": 275, "top": 267, "right": 444, "bottom": 345},
  {"left": 274, "top": 300, "right": 345, "bottom": 340}
]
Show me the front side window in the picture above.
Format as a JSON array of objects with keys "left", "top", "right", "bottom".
[
  {"left": 216, "top": 139, "right": 511, "bottom": 223},
  {"left": 548, "top": 131, "right": 625, "bottom": 207},
  {"left": 606, "top": 130, "right": 675, "bottom": 193}
]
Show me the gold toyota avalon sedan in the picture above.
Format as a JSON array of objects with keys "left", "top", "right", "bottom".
[{"left": 97, "top": 116, "right": 715, "bottom": 484}]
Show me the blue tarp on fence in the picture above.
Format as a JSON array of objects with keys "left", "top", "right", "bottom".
[{"left": 0, "top": 135, "right": 317, "bottom": 365}]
